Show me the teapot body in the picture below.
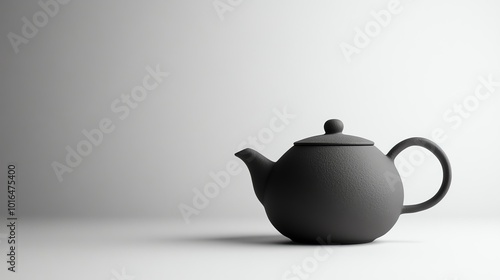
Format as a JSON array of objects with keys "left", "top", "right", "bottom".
[
  {"left": 263, "top": 145, "right": 403, "bottom": 244},
  {"left": 235, "top": 119, "right": 452, "bottom": 244}
]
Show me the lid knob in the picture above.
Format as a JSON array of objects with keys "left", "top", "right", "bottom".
[{"left": 324, "top": 119, "right": 344, "bottom": 134}]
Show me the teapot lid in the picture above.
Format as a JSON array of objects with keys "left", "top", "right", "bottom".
[{"left": 294, "top": 119, "right": 374, "bottom": 146}]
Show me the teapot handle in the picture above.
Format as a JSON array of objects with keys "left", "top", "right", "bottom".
[{"left": 386, "top": 137, "right": 452, "bottom": 214}]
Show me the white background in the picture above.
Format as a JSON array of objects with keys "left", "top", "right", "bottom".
[{"left": 0, "top": 0, "right": 499, "bottom": 279}]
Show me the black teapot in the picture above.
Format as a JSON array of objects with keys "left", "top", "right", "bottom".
[{"left": 235, "top": 119, "right": 451, "bottom": 244}]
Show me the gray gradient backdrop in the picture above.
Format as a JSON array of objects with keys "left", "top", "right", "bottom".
[{"left": 1, "top": 0, "right": 499, "bottom": 222}]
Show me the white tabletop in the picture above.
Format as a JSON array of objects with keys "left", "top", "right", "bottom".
[{"left": 2, "top": 216, "right": 499, "bottom": 280}]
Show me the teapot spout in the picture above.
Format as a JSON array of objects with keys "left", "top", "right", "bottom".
[{"left": 235, "top": 148, "right": 274, "bottom": 204}]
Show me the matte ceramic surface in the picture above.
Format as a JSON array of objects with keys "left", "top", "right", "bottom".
[{"left": 235, "top": 119, "right": 452, "bottom": 244}]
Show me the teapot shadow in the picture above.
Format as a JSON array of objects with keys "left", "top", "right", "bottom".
[
  {"left": 192, "top": 234, "right": 420, "bottom": 246},
  {"left": 198, "top": 234, "right": 293, "bottom": 246}
]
